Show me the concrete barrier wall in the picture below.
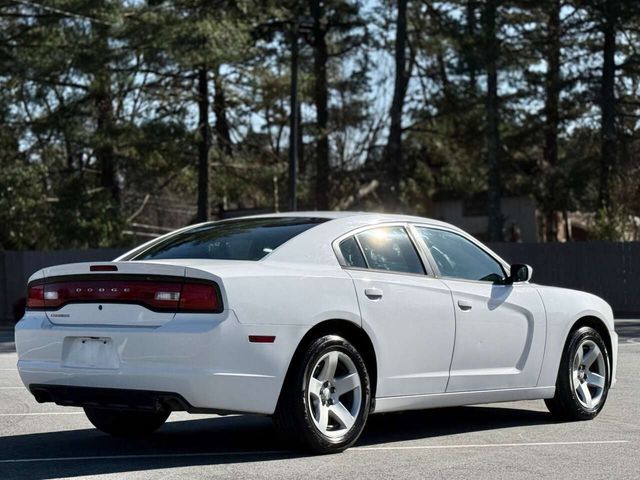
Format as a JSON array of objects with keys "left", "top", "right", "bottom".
[{"left": 1, "top": 242, "right": 639, "bottom": 322}]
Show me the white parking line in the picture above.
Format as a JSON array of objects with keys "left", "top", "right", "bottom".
[
  {"left": 353, "top": 440, "right": 630, "bottom": 452},
  {"left": 0, "top": 387, "right": 23, "bottom": 390},
  {"left": 0, "top": 440, "right": 629, "bottom": 464},
  {"left": 0, "top": 412, "right": 83, "bottom": 417}
]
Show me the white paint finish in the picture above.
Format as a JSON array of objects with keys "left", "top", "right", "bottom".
[
  {"left": 16, "top": 311, "right": 307, "bottom": 414},
  {"left": 443, "top": 280, "right": 547, "bottom": 391},
  {"left": 16, "top": 211, "right": 618, "bottom": 420},
  {"left": 534, "top": 285, "right": 617, "bottom": 387},
  {"left": 48, "top": 303, "right": 176, "bottom": 327},
  {"left": 39, "top": 262, "right": 228, "bottom": 327},
  {"left": 374, "top": 386, "right": 556, "bottom": 413},
  {"left": 348, "top": 270, "right": 455, "bottom": 397}
]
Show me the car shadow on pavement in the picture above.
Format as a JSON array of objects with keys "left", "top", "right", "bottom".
[{"left": 0, "top": 404, "right": 563, "bottom": 480}]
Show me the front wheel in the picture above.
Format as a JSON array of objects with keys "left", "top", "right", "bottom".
[
  {"left": 545, "top": 326, "right": 610, "bottom": 420},
  {"left": 273, "top": 335, "right": 371, "bottom": 453},
  {"left": 84, "top": 407, "right": 170, "bottom": 436}
]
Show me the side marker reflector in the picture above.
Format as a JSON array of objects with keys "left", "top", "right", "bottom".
[{"left": 248, "top": 335, "right": 276, "bottom": 343}]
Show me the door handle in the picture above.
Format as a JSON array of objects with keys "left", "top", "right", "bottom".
[
  {"left": 457, "top": 300, "right": 472, "bottom": 311},
  {"left": 364, "top": 287, "right": 383, "bottom": 300}
]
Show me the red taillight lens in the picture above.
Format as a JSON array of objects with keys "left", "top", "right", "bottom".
[
  {"left": 27, "top": 284, "right": 45, "bottom": 308},
  {"left": 42, "top": 280, "right": 183, "bottom": 311},
  {"left": 26, "top": 277, "right": 220, "bottom": 313},
  {"left": 179, "top": 283, "right": 219, "bottom": 312}
]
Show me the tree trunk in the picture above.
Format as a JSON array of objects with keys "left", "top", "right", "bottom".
[
  {"left": 465, "top": 0, "right": 477, "bottom": 93},
  {"left": 386, "top": 0, "right": 410, "bottom": 201},
  {"left": 92, "top": 24, "right": 118, "bottom": 205},
  {"left": 483, "top": 0, "right": 502, "bottom": 241},
  {"left": 213, "top": 65, "right": 232, "bottom": 157},
  {"left": 197, "top": 66, "right": 211, "bottom": 223},
  {"left": 543, "top": 0, "right": 561, "bottom": 242},
  {"left": 599, "top": 1, "right": 617, "bottom": 214},
  {"left": 310, "top": 0, "right": 330, "bottom": 210}
]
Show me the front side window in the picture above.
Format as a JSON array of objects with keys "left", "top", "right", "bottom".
[
  {"left": 416, "top": 227, "right": 505, "bottom": 282},
  {"left": 131, "top": 217, "right": 327, "bottom": 261},
  {"left": 355, "top": 227, "right": 425, "bottom": 275}
]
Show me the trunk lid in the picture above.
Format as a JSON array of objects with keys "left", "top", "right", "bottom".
[{"left": 33, "top": 261, "right": 219, "bottom": 327}]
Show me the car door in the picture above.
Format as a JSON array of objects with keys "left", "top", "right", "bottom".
[
  {"left": 335, "top": 225, "right": 456, "bottom": 398},
  {"left": 412, "top": 226, "right": 546, "bottom": 392}
]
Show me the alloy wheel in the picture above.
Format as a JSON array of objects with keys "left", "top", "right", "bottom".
[
  {"left": 307, "top": 350, "right": 362, "bottom": 438},
  {"left": 571, "top": 339, "right": 606, "bottom": 409}
]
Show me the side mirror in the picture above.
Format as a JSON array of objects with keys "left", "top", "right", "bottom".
[{"left": 508, "top": 264, "right": 532, "bottom": 283}]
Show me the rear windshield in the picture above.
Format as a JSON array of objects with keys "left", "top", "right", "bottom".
[{"left": 130, "top": 217, "right": 327, "bottom": 261}]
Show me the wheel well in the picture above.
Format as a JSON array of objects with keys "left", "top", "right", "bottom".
[
  {"left": 280, "top": 319, "right": 378, "bottom": 405},
  {"left": 571, "top": 316, "right": 613, "bottom": 362}
]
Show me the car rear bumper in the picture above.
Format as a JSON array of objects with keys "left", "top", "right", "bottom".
[
  {"left": 16, "top": 311, "right": 305, "bottom": 415},
  {"left": 29, "top": 384, "right": 204, "bottom": 413}
]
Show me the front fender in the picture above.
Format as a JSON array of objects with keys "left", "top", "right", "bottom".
[{"left": 536, "top": 285, "right": 616, "bottom": 387}]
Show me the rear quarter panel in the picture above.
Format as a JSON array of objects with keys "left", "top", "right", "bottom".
[{"left": 216, "top": 262, "right": 361, "bottom": 328}]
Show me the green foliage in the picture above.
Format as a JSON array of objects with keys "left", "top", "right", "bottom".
[
  {"left": 0, "top": 161, "right": 49, "bottom": 250},
  {"left": 1, "top": 0, "right": 639, "bottom": 247}
]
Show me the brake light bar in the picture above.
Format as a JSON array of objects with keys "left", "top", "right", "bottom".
[
  {"left": 90, "top": 265, "right": 118, "bottom": 272},
  {"left": 26, "top": 276, "right": 221, "bottom": 313}
]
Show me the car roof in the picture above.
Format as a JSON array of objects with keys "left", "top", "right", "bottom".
[
  {"left": 231, "top": 210, "right": 453, "bottom": 228},
  {"left": 259, "top": 211, "right": 466, "bottom": 266}
]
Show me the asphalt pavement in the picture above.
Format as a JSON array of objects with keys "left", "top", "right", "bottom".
[{"left": 0, "top": 321, "right": 638, "bottom": 479}]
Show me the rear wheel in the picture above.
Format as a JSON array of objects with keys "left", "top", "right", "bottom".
[
  {"left": 545, "top": 326, "right": 610, "bottom": 420},
  {"left": 84, "top": 407, "right": 170, "bottom": 436},
  {"left": 273, "top": 335, "right": 371, "bottom": 453}
]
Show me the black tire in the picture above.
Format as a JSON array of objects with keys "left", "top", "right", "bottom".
[
  {"left": 545, "top": 326, "right": 610, "bottom": 420},
  {"left": 84, "top": 407, "right": 170, "bottom": 436},
  {"left": 273, "top": 335, "right": 371, "bottom": 454}
]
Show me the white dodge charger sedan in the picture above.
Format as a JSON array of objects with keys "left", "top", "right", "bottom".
[{"left": 16, "top": 212, "right": 618, "bottom": 453}]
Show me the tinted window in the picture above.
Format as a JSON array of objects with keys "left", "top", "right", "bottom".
[
  {"left": 416, "top": 227, "right": 505, "bottom": 282},
  {"left": 356, "top": 227, "right": 424, "bottom": 274},
  {"left": 339, "top": 237, "right": 367, "bottom": 268},
  {"left": 132, "top": 217, "right": 327, "bottom": 261}
]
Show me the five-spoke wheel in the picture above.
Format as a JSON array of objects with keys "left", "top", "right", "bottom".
[
  {"left": 546, "top": 326, "right": 610, "bottom": 420},
  {"left": 307, "top": 351, "right": 362, "bottom": 437},
  {"left": 273, "top": 334, "right": 370, "bottom": 453},
  {"left": 572, "top": 339, "right": 606, "bottom": 410}
]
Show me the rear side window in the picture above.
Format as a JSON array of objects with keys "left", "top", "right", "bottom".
[
  {"left": 132, "top": 217, "right": 327, "bottom": 261},
  {"left": 339, "top": 237, "right": 367, "bottom": 268},
  {"left": 355, "top": 227, "right": 425, "bottom": 275}
]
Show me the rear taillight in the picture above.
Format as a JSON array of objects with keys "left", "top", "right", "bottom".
[
  {"left": 27, "top": 284, "right": 45, "bottom": 308},
  {"left": 26, "top": 277, "right": 221, "bottom": 313},
  {"left": 179, "top": 283, "right": 219, "bottom": 312}
]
